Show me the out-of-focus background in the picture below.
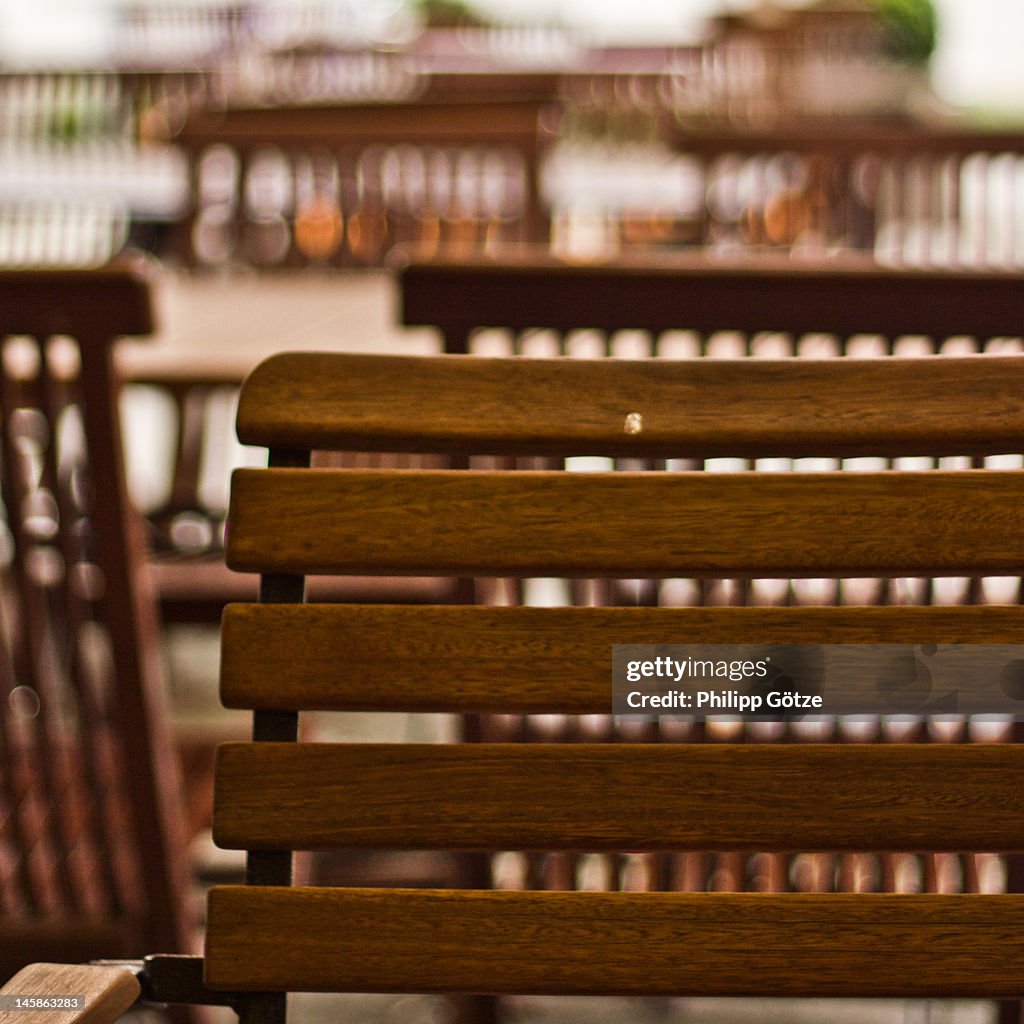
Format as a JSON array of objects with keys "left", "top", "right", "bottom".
[{"left": 0, "top": 0, "right": 1022, "bottom": 274}]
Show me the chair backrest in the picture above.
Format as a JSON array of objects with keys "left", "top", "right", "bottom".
[
  {"left": 400, "top": 252, "right": 1024, "bottom": 620},
  {"left": 213, "top": 350, "right": 1024, "bottom": 1012},
  {"left": 0, "top": 266, "right": 191, "bottom": 974},
  {"left": 399, "top": 251, "right": 1024, "bottom": 354}
]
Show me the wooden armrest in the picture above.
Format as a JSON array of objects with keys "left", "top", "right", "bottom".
[{"left": 0, "top": 964, "right": 140, "bottom": 1024}]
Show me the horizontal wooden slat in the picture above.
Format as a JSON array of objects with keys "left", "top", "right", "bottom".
[
  {"left": 221, "top": 603, "right": 1024, "bottom": 712},
  {"left": 0, "top": 921, "right": 138, "bottom": 980},
  {"left": 213, "top": 743, "right": 1024, "bottom": 852},
  {"left": 236, "top": 351, "right": 1024, "bottom": 456},
  {"left": 180, "top": 99, "right": 546, "bottom": 151},
  {"left": 0, "top": 263, "right": 154, "bottom": 338},
  {"left": 226, "top": 469, "right": 1024, "bottom": 578},
  {"left": 670, "top": 124, "right": 1024, "bottom": 157},
  {"left": 205, "top": 887, "right": 1024, "bottom": 996},
  {"left": 399, "top": 253, "right": 1024, "bottom": 339}
]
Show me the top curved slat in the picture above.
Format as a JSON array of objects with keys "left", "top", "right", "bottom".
[{"left": 236, "top": 352, "right": 1024, "bottom": 457}]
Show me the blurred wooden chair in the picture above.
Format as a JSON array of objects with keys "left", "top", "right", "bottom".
[
  {"left": 398, "top": 249, "right": 1024, "bottom": 357},
  {"left": 7, "top": 348, "right": 1024, "bottom": 1023},
  {"left": 0, "top": 266, "right": 192, "bottom": 976}
]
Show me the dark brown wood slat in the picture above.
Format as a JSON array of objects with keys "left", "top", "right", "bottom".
[
  {"left": 398, "top": 252, "right": 1024, "bottom": 339},
  {"left": 213, "top": 743, "right": 1024, "bottom": 853},
  {"left": 236, "top": 351, "right": 1024, "bottom": 456},
  {"left": 0, "top": 923, "right": 138, "bottom": 980},
  {"left": 226, "top": 468, "right": 1024, "bottom": 578},
  {"left": 0, "top": 265, "right": 153, "bottom": 339},
  {"left": 180, "top": 99, "right": 547, "bottom": 150},
  {"left": 204, "top": 887, "right": 1024, "bottom": 996},
  {"left": 670, "top": 124, "right": 1024, "bottom": 158},
  {"left": 221, "top": 603, "right": 1024, "bottom": 712}
]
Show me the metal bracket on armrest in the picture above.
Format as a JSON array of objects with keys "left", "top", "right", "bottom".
[{"left": 93, "top": 957, "right": 240, "bottom": 1009}]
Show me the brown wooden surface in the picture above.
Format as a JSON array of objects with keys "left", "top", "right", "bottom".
[
  {"left": 214, "top": 742, "right": 1024, "bottom": 853},
  {"left": 219, "top": 345, "right": 1024, "bottom": 1005},
  {"left": 671, "top": 123, "right": 1024, "bottom": 158},
  {"left": 221, "top": 602, "right": 1024, "bottom": 712},
  {"left": 205, "top": 887, "right": 1024, "bottom": 996},
  {"left": 0, "top": 925, "right": 136, "bottom": 982},
  {"left": 155, "top": 561, "right": 456, "bottom": 623},
  {"left": 226, "top": 468, "right": 1024, "bottom": 578},
  {"left": 179, "top": 98, "right": 550, "bottom": 151},
  {"left": 236, "top": 351, "right": 1024, "bottom": 456},
  {"left": 398, "top": 252, "right": 1024, "bottom": 340},
  {"left": 0, "top": 263, "right": 153, "bottom": 339},
  {"left": 0, "top": 963, "right": 139, "bottom": 1024}
]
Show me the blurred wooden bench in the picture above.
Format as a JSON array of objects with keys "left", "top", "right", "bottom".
[{"left": 8, "top": 347, "right": 1024, "bottom": 1024}]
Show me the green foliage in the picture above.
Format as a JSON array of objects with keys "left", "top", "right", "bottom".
[
  {"left": 872, "top": 0, "right": 938, "bottom": 65},
  {"left": 412, "top": 0, "right": 488, "bottom": 28}
]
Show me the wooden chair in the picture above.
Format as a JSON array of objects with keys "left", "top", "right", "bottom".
[
  {"left": 0, "top": 266, "right": 191, "bottom": 976},
  {"left": 10, "top": 348, "right": 1024, "bottom": 1024}
]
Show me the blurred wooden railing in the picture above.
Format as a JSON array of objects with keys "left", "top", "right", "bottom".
[
  {"left": 173, "top": 97, "right": 557, "bottom": 269},
  {"left": 670, "top": 123, "right": 1024, "bottom": 265},
  {"left": 4, "top": 56, "right": 1024, "bottom": 270}
]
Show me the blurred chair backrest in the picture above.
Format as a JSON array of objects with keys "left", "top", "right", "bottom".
[
  {"left": 399, "top": 252, "right": 1024, "bottom": 354},
  {"left": 0, "top": 266, "right": 191, "bottom": 974},
  {"left": 212, "top": 351, "right": 1024, "bottom": 1018}
]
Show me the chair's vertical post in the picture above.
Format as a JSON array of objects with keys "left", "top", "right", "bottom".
[
  {"left": 239, "top": 447, "right": 308, "bottom": 1024},
  {"left": 76, "top": 327, "right": 194, "bottom": 957}
]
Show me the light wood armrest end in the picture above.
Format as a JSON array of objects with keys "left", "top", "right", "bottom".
[{"left": 0, "top": 964, "right": 140, "bottom": 1024}]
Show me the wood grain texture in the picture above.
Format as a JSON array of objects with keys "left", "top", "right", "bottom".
[
  {"left": 213, "top": 742, "right": 1024, "bottom": 853},
  {"left": 225, "top": 468, "right": 1024, "bottom": 578},
  {"left": 0, "top": 266, "right": 193, "bottom": 975},
  {"left": 398, "top": 252, "right": 1024, "bottom": 339},
  {"left": 0, "top": 963, "right": 139, "bottom": 1024},
  {"left": 235, "top": 351, "right": 1024, "bottom": 456},
  {"left": 204, "top": 886, "right": 1024, "bottom": 996},
  {"left": 221, "top": 603, "right": 1024, "bottom": 712}
]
